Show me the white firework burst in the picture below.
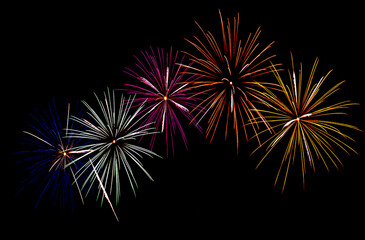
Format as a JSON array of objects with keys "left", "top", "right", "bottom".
[{"left": 66, "top": 89, "right": 161, "bottom": 220}]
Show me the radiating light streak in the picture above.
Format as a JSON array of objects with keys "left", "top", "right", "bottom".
[{"left": 90, "top": 159, "right": 119, "bottom": 222}]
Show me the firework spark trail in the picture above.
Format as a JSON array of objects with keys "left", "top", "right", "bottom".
[
  {"left": 182, "top": 9, "right": 282, "bottom": 152},
  {"left": 66, "top": 89, "right": 161, "bottom": 211},
  {"left": 20, "top": 100, "right": 87, "bottom": 209},
  {"left": 90, "top": 159, "right": 119, "bottom": 222},
  {"left": 251, "top": 53, "right": 361, "bottom": 191},
  {"left": 121, "top": 46, "right": 203, "bottom": 156}
]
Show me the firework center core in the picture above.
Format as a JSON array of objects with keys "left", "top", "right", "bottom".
[
  {"left": 296, "top": 113, "right": 312, "bottom": 122},
  {"left": 63, "top": 152, "right": 67, "bottom": 156},
  {"left": 163, "top": 96, "right": 168, "bottom": 101},
  {"left": 112, "top": 139, "right": 116, "bottom": 144}
]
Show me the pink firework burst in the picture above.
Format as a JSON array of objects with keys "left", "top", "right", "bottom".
[{"left": 120, "top": 47, "right": 203, "bottom": 156}]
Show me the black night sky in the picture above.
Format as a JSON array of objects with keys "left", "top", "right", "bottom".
[{"left": 4, "top": 1, "right": 364, "bottom": 237}]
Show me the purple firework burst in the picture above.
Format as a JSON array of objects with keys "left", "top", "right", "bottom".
[{"left": 120, "top": 47, "right": 203, "bottom": 156}]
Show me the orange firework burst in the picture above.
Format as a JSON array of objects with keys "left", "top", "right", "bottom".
[
  {"left": 182, "top": 9, "right": 281, "bottom": 152},
  {"left": 251, "top": 54, "right": 361, "bottom": 192}
]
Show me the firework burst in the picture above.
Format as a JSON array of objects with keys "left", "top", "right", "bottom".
[
  {"left": 251, "top": 54, "right": 361, "bottom": 192},
  {"left": 65, "top": 89, "right": 161, "bottom": 219},
  {"left": 20, "top": 100, "right": 86, "bottom": 209},
  {"left": 121, "top": 47, "right": 203, "bottom": 156},
  {"left": 182, "top": 9, "right": 281, "bottom": 152}
]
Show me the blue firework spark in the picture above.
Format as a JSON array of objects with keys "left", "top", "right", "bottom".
[{"left": 19, "top": 100, "right": 88, "bottom": 210}]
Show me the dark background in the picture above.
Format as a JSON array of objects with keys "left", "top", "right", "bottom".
[{"left": 4, "top": 1, "right": 364, "bottom": 237}]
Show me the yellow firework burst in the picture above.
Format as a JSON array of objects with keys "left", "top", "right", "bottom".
[{"left": 251, "top": 54, "right": 361, "bottom": 192}]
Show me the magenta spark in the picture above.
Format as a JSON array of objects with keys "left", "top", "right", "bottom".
[{"left": 120, "top": 47, "right": 203, "bottom": 156}]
